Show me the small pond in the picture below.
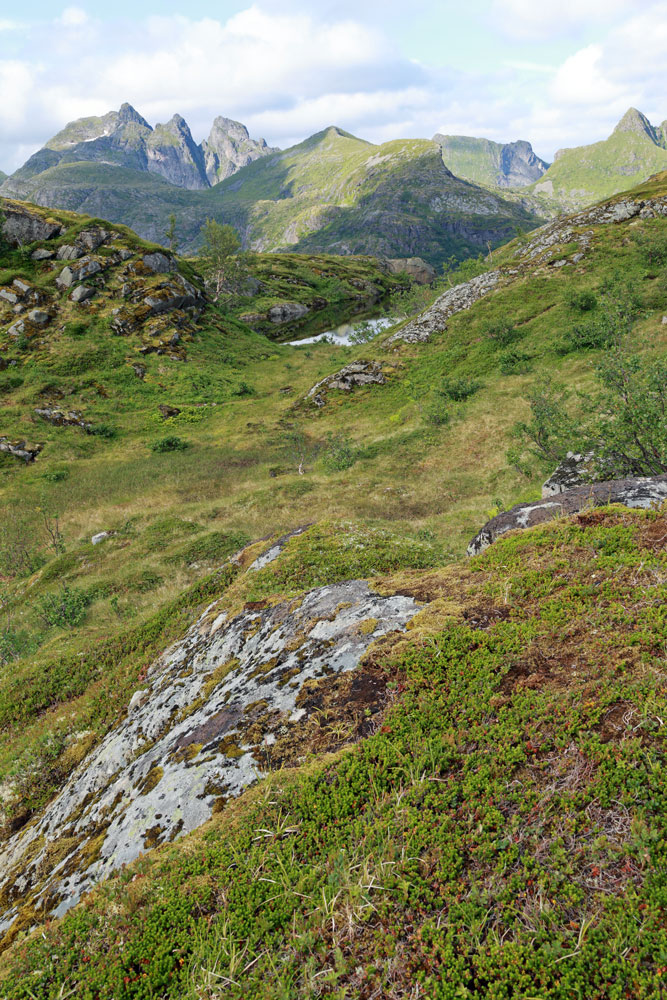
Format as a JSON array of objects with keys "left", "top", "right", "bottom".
[{"left": 287, "top": 316, "right": 397, "bottom": 347}]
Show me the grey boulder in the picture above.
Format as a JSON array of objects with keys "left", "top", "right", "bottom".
[{"left": 468, "top": 474, "right": 667, "bottom": 556}]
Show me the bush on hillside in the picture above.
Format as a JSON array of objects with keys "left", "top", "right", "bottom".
[
  {"left": 512, "top": 351, "right": 667, "bottom": 477},
  {"left": 36, "top": 586, "right": 91, "bottom": 630},
  {"left": 151, "top": 435, "right": 189, "bottom": 453}
]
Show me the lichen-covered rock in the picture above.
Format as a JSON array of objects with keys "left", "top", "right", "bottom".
[
  {"left": 0, "top": 437, "right": 42, "bottom": 463},
  {"left": 386, "top": 271, "right": 500, "bottom": 345},
  {"left": 0, "top": 204, "right": 61, "bottom": 247},
  {"left": 55, "top": 257, "right": 102, "bottom": 289},
  {"left": 542, "top": 452, "right": 597, "bottom": 497},
  {"left": 56, "top": 244, "right": 84, "bottom": 261},
  {"left": 143, "top": 252, "right": 175, "bottom": 274},
  {"left": 34, "top": 408, "right": 93, "bottom": 431},
  {"left": 468, "top": 474, "right": 667, "bottom": 555},
  {"left": 307, "top": 361, "right": 387, "bottom": 404},
  {"left": 70, "top": 285, "right": 95, "bottom": 303},
  {"left": 0, "top": 578, "right": 417, "bottom": 934}
]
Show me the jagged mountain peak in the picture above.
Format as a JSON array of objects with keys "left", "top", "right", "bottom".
[
  {"left": 613, "top": 107, "right": 658, "bottom": 142},
  {"left": 117, "top": 102, "right": 150, "bottom": 127},
  {"left": 6, "top": 104, "right": 277, "bottom": 192}
]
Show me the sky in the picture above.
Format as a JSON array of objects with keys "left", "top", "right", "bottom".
[{"left": 0, "top": 0, "right": 666, "bottom": 172}]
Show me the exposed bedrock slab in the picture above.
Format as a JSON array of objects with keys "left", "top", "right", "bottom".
[
  {"left": 0, "top": 579, "right": 417, "bottom": 934},
  {"left": 467, "top": 474, "right": 667, "bottom": 556},
  {"left": 386, "top": 270, "right": 500, "bottom": 345}
]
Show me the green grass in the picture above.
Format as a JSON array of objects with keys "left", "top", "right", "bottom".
[
  {"left": 2, "top": 505, "right": 666, "bottom": 997},
  {"left": 0, "top": 176, "right": 667, "bottom": 990}
]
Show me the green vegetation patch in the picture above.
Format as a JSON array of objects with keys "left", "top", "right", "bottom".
[{"left": 3, "top": 507, "right": 666, "bottom": 997}]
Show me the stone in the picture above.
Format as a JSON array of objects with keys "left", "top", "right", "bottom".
[
  {"left": 307, "top": 361, "right": 386, "bottom": 402},
  {"left": 0, "top": 289, "right": 18, "bottom": 306},
  {"left": 0, "top": 574, "right": 417, "bottom": 932},
  {"left": 118, "top": 248, "right": 134, "bottom": 261},
  {"left": 31, "top": 248, "right": 55, "bottom": 261},
  {"left": 7, "top": 320, "right": 24, "bottom": 339},
  {"left": 77, "top": 228, "right": 109, "bottom": 251},
  {"left": 56, "top": 244, "right": 84, "bottom": 261},
  {"left": 12, "top": 278, "right": 31, "bottom": 295},
  {"left": 386, "top": 270, "right": 501, "bottom": 345},
  {"left": 70, "top": 285, "right": 95, "bottom": 303},
  {"left": 0, "top": 437, "right": 42, "bottom": 463},
  {"left": 56, "top": 257, "right": 102, "bottom": 289},
  {"left": 91, "top": 531, "right": 113, "bottom": 546},
  {"left": 467, "top": 474, "right": 667, "bottom": 556},
  {"left": 34, "top": 408, "right": 93, "bottom": 432},
  {"left": 131, "top": 363, "right": 147, "bottom": 379},
  {"left": 662, "top": 316, "right": 667, "bottom": 325},
  {"left": 143, "top": 252, "right": 175, "bottom": 274},
  {"left": 27, "top": 309, "right": 50, "bottom": 326},
  {"left": 542, "top": 452, "right": 597, "bottom": 497},
  {"left": 1, "top": 206, "right": 60, "bottom": 247},
  {"left": 384, "top": 257, "right": 437, "bottom": 285},
  {"left": 268, "top": 301, "right": 310, "bottom": 324},
  {"left": 158, "top": 404, "right": 181, "bottom": 419}
]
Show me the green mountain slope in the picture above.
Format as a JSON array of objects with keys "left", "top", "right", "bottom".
[
  {"left": 529, "top": 107, "right": 667, "bottom": 211},
  {"left": 0, "top": 176, "right": 666, "bottom": 994},
  {"left": 432, "top": 133, "right": 548, "bottom": 188},
  {"left": 204, "top": 128, "right": 540, "bottom": 265},
  {"left": 1, "top": 127, "right": 541, "bottom": 263}
]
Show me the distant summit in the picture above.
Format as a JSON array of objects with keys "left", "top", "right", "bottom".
[
  {"left": 431, "top": 134, "right": 549, "bottom": 190},
  {"left": 612, "top": 107, "right": 667, "bottom": 148},
  {"left": 7, "top": 104, "right": 277, "bottom": 192},
  {"left": 533, "top": 106, "right": 667, "bottom": 210}
]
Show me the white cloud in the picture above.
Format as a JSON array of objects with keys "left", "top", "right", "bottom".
[
  {"left": 491, "top": 0, "right": 644, "bottom": 39},
  {"left": 58, "top": 7, "right": 89, "bottom": 28}
]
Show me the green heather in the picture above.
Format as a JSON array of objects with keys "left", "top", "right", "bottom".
[{"left": 0, "top": 173, "right": 666, "bottom": 995}]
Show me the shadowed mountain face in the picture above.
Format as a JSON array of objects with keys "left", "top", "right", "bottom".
[
  {"left": 4, "top": 103, "right": 276, "bottom": 192},
  {"left": 432, "top": 134, "right": 549, "bottom": 189}
]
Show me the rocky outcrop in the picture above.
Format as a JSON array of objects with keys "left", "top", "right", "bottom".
[
  {"left": 307, "top": 361, "right": 387, "bottom": 406},
  {"left": 383, "top": 257, "right": 436, "bottom": 285},
  {"left": 1, "top": 204, "right": 61, "bottom": 247},
  {"left": 268, "top": 301, "right": 310, "bottom": 324},
  {"left": 542, "top": 453, "right": 598, "bottom": 498},
  {"left": 202, "top": 117, "right": 277, "bottom": 185},
  {"left": 467, "top": 475, "right": 667, "bottom": 556},
  {"left": 34, "top": 408, "right": 93, "bottom": 432},
  {"left": 0, "top": 574, "right": 417, "bottom": 934},
  {"left": 0, "top": 437, "right": 42, "bottom": 463},
  {"left": 386, "top": 270, "right": 501, "bottom": 345},
  {"left": 433, "top": 134, "right": 548, "bottom": 189}
]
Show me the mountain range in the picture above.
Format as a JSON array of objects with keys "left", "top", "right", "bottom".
[
  {"left": 2, "top": 104, "right": 666, "bottom": 262},
  {"left": 0, "top": 108, "right": 539, "bottom": 264}
]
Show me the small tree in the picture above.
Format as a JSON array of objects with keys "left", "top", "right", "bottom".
[
  {"left": 197, "top": 219, "right": 241, "bottom": 300},
  {"left": 165, "top": 214, "right": 179, "bottom": 254}
]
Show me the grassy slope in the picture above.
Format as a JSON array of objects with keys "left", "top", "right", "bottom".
[
  {"left": 2, "top": 506, "right": 667, "bottom": 997},
  {"left": 0, "top": 177, "right": 666, "bottom": 991},
  {"left": 2, "top": 130, "right": 539, "bottom": 262},
  {"left": 528, "top": 127, "right": 667, "bottom": 212}
]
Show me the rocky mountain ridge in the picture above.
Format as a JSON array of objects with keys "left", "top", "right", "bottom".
[{"left": 432, "top": 133, "right": 548, "bottom": 188}]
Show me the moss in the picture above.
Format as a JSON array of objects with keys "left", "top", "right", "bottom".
[{"left": 136, "top": 765, "right": 164, "bottom": 796}]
